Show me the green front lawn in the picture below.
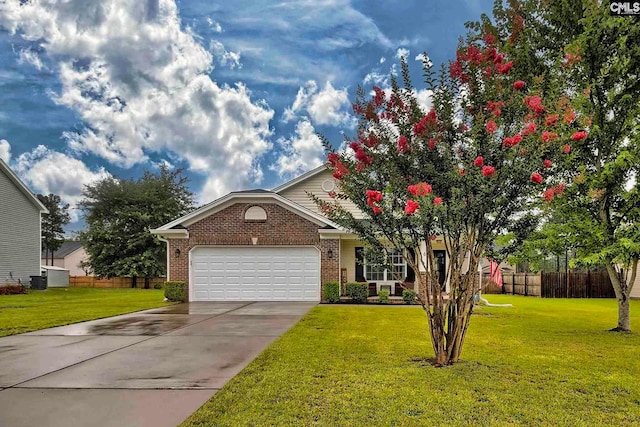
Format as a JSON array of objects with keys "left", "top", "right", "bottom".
[
  {"left": 0, "top": 288, "right": 171, "bottom": 337},
  {"left": 183, "top": 296, "right": 640, "bottom": 426}
]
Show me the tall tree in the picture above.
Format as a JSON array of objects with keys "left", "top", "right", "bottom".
[
  {"left": 79, "top": 165, "right": 194, "bottom": 288},
  {"left": 37, "top": 193, "right": 71, "bottom": 265},
  {"left": 316, "top": 22, "right": 572, "bottom": 363},
  {"left": 485, "top": 0, "right": 640, "bottom": 331}
]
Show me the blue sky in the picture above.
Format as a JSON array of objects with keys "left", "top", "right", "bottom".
[{"left": 0, "top": 0, "right": 493, "bottom": 227}]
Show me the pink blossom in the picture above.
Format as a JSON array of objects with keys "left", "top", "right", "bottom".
[
  {"left": 433, "top": 197, "right": 443, "bottom": 205},
  {"left": 474, "top": 156, "right": 484, "bottom": 167},
  {"left": 531, "top": 172, "right": 543, "bottom": 184},
  {"left": 571, "top": 131, "right": 588, "bottom": 141},
  {"left": 482, "top": 165, "right": 496, "bottom": 177},
  {"left": 486, "top": 120, "right": 498, "bottom": 134},
  {"left": 513, "top": 80, "right": 525, "bottom": 91},
  {"left": 405, "top": 200, "right": 419, "bottom": 215}
]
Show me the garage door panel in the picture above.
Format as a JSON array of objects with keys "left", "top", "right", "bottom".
[{"left": 190, "top": 247, "right": 319, "bottom": 301}]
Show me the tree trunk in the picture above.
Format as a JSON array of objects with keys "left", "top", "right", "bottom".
[
  {"left": 144, "top": 276, "right": 150, "bottom": 289},
  {"left": 131, "top": 275, "right": 137, "bottom": 288},
  {"left": 606, "top": 263, "right": 632, "bottom": 332}
]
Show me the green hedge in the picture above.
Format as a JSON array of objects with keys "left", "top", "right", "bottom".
[
  {"left": 164, "top": 281, "right": 187, "bottom": 302},
  {"left": 322, "top": 281, "right": 340, "bottom": 303},
  {"left": 402, "top": 289, "right": 417, "bottom": 304},
  {"left": 378, "top": 289, "right": 390, "bottom": 304},
  {"left": 345, "top": 282, "right": 368, "bottom": 303}
]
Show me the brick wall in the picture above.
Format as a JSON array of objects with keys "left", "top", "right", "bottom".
[
  {"left": 166, "top": 202, "right": 340, "bottom": 300},
  {"left": 320, "top": 238, "right": 340, "bottom": 285}
]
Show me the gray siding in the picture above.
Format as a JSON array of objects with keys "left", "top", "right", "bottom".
[{"left": 0, "top": 167, "right": 41, "bottom": 284}]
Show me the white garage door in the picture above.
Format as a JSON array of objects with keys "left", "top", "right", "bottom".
[{"left": 190, "top": 246, "right": 320, "bottom": 301}]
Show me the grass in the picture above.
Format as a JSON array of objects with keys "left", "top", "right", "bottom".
[
  {"left": 182, "top": 296, "right": 640, "bottom": 427},
  {"left": 0, "top": 287, "right": 171, "bottom": 337}
]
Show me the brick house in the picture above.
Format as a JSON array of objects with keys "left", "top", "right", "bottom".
[{"left": 152, "top": 166, "right": 450, "bottom": 302}]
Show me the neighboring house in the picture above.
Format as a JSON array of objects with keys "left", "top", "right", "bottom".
[
  {"left": 631, "top": 272, "right": 640, "bottom": 300},
  {"left": 41, "top": 240, "right": 90, "bottom": 277},
  {"left": 0, "top": 158, "right": 48, "bottom": 285},
  {"left": 152, "top": 165, "right": 452, "bottom": 302}
]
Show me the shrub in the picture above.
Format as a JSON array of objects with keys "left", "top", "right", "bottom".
[
  {"left": 322, "top": 281, "right": 340, "bottom": 303},
  {"left": 0, "top": 285, "right": 28, "bottom": 295},
  {"left": 402, "top": 289, "right": 417, "bottom": 304},
  {"left": 153, "top": 283, "right": 163, "bottom": 290},
  {"left": 345, "top": 282, "right": 368, "bottom": 303},
  {"left": 164, "top": 281, "right": 187, "bottom": 302},
  {"left": 378, "top": 289, "right": 389, "bottom": 304}
]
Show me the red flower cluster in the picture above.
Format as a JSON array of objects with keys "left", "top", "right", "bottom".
[
  {"left": 405, "top": 199, "right": 419, "bottom": 215},
  {"left": 366, "top": 190, "right": 383, "bottom": 214},
  {"left": 482, "top": 165, "right": 496, "bottom": 177},
  {"left": 328, "top": 153, "right": 349, "bottom": 179},
  {"left": 522, "top": 122, "right": 536, "bottom": 136},
  {"left": 486, "top": 101, "right": 505, "bottom": 117},
  {"left": 502, "top": 134, "right": 522, "bottom": 147},
  {"left": 361, "top": 133, "right": 379, "bottom": 148},
  {"left": 571, "top": 131, "right": 588, "bottom": 141},
  {"left": 372, "top": 86, "right": 385, "bottom": 107},
  {"left": 428, "top": 138, "right": 436, "bottom": 150},
  {"left": 408, "top": 182, "right": 432, "bottom": 196},
  {"left": 513, "top": 80, "right": 525, "bottom": 91},
  {"left": 543, "top": 183, "right": 566, "bottom": 202},
  {"left": 433, "top": 197, "right": 443, "bottom": 205},
  {"left": 530, "top": 172, "right": 543, "bottom": 184},
  {"left": 413, "top": 109, "right": 438, "bottom": 136},
  {"left": 485, "top": 120, "right": 498, "bottom": 134},
  {"left": 545, "top": 114, "right": 559, "bottom": 127},
  {"left": 563, "top": 144, "right": 571, "bottom": 154},
  {"left": 474, "top": 156, "right": 484, "bottom": 167},
  {"left": 542, "top": 131, "right": 558, "bottom": 142},
  {"left": 349, "top": 142, "right": 373, "bottom": 166},
  {"left": 497, "top": 61, "right": 514, "bottom": 75},
  {"left": 524, "top": 95, "right": 545, "bottom": 115},
  {"left": 543, "top": 159, "right": 552, "bottom": 168},
  {"left": 483, "top": 33, "right": 496, "bottom": 45},
  {"left": 397, "top": 135, "right": 409, "bottom": 153}
]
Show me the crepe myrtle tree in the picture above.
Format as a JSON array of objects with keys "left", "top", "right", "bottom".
[{"left": 313, "top": 32, "right": 582, "bottom": 365}]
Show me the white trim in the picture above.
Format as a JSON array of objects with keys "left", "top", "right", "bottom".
[
  {"left": 271, "top": 164, "right": 329, "bottom": 193},
  {"left": 152, "top": 192, "right": 342, "bottom": 232},
  {"left": 150, "top": 229, "right": 189, "bottom": 238},
  {"left": 0, "top": 158, "right": 48, "bottom": 213},
  {"left": 188, "top": 245, "right": 321, "bottom": 302}
]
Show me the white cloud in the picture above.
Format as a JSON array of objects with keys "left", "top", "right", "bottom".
[
  {"left": 0, "top": 139, "right": 11, "bottom": 163},
  {"left": 415, "top": 52, "right": 433, "bottom": 68},
  {"left": 283, "top": 80, "right": 352, "bottom": 127},
  {"left": 396, "top": 48, "right": 410, "bottom": 60},
  {"left": 415, "top": 89, "right": 433, "bottom": 112},
  {"left": 13, "top": 146, "right": 111, "bottom": 222},
  {"left": 209, "top": 40, "right": 242, "bottom": 69},
  {"left": 271, "top": 120, "right": 324, "bottom": 178},
  {"left": 18, "top": 48, "right": 44, "bottom": 70},
  {"left": 0, "top": 0, "right": 273, "bottom": 205},
  {"left": 206, "top": 17, "right": 222, "bottom": 33}
]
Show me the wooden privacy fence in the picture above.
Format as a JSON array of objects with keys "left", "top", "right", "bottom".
[
  {"left": 484, "top": 271, "right": 615, "bottom": 298},
  {"left": 69, "top": 276, "right": 166, "bottom": 288}
]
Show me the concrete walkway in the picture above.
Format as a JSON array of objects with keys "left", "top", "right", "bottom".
[{"left": 0, "top": 301, "right": 315, "bottom": 427}]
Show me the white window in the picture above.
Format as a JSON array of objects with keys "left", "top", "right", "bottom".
[{"left": 364, "top": 249, "right": 406, "bottom": 282}]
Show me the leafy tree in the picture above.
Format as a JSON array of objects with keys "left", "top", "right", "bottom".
[
  {"left": 79, "top": 165, "right": 194, "bottom": 288},
  {"left": 37, "top": 193, "right": 71, "bottom": 265},
  {"left": 315, "top": 27, "right": 572, "bottom": 364},
  {"left": 485, "top": 0, "right": 640, "bottom": 331}
]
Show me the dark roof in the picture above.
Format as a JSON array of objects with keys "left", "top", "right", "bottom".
[
  {"left": 41, "top": 241, "right": 83, "bottom": 258},
  {"left": 229, "top": 189, "right": 272, "bottom": 194}
]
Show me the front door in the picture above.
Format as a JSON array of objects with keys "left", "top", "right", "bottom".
[{"left": 434, "top": 250, "right": 446, "bottom": 290}]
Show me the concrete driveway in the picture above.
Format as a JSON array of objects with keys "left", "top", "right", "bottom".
[{"left": 0, "top": 301, "right": 315, "bottom": 427}]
